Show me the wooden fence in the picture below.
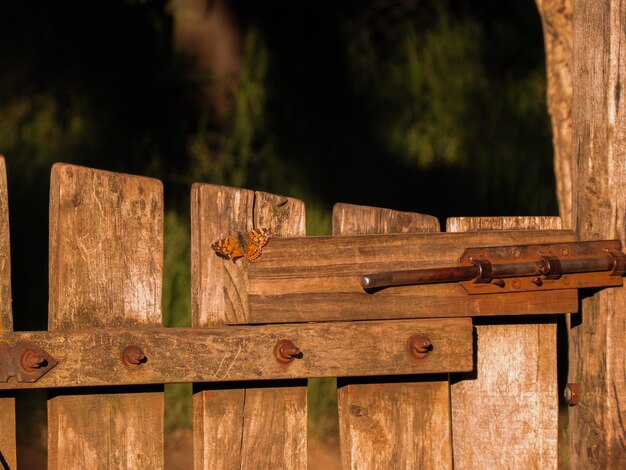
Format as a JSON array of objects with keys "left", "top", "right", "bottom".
[{"left": 1, "top": 159, "right": 623, "bottom": 469}]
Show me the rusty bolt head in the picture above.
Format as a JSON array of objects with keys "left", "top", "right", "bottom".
[
  {"left": 122, "top": 345, "right": 146, "bottom": 367},
  {"left": 532, "top": 277, "right": 543, "bottom": 286},
  {"left": 20, "top": 349, "right": 47, "bottom": 372},
  {"left": 512, "top": 279, "right": 522, "bottom": 290},
  {"left": 510, "top": 247, "right": 521, "bottom": 259},
  {"left": 492, "top": 278, "right": 505, "bottom": 287},
  {"left": 560, "top": 246, "right": 570, "bottom": 256},
  {"left": 274, "top": 340, "right": 301, "bottom": 363},
  {"left": 564, "top": 383, "right": 581, "bottom": 406},
  {"left": 408, "top": 334, "right": 432, "bottom": 359}
]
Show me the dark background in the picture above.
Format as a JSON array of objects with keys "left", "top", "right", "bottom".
[{"left": 0, "top": 0, "right": 558, "bottom": 457}]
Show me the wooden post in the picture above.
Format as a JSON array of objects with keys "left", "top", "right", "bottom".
[
  {"left": 47, "top": 164, "right": 164, "bottom": 469},
  {"left": 333, "top": 203, "right": 453, "bottom": 469},
  {"left": 535, "top": 0, "right": 574, "bottom": 229},
  {"left": 191, "top": 184, "right": 307, "bottom": 469},
  {"left": 448, "top": 217, "right": 561, "bottom": 468},
  {"left": 570, "top": 1, "right": 626, "bottom": 466},
  {"left": 0, "top": 156, "right": 16, "bottom": 469}
]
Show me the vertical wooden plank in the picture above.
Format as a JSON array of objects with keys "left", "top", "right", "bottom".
[
  {"left": 570, "top": 1, "right": 626, "bottom": 466},
  {"left": 48, "top": 164, "right": 164, "bottom": 469},
  {"left": 535, "top": 0, "right": 574, "bottom": 229},
  {"left": 448, "top": 216, "right": 560, "bottom": 469},
  {"left": 0, "top": 158, "right": 12, "bottom": 343},
  {"left": 192, "top": 185, "right": 307, "bottom": 469},
  {"left": 333, "top": 203, "right": 451, "bottom": 469},
  {"left": 0, "top": 156, "right": 17, "bottom": 469}
]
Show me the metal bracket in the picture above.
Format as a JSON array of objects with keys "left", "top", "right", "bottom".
[
  {"left": 459, "top": 240, "right": 624, "bottom": 294},
  {"left": 0, "top": 341, "right": 58, "bottom": 383}
]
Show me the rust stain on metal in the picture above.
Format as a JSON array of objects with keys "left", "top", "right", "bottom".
[
  {"left": 564, "top": 383, "right": 581, "bottom": 406},
  {"left": 122, "top": 345, "right": 147, "bottom": 367},
  {"left": 0, "top": 342, "right": 58, "bottom": 382},
  {"left": 20, "top": 348, "right": 47, "bottom": 372},
  {"left": 408, "top": 334, "right": 432, "bottom": 359},
  {"left": 273, "top": 339, "right": 301, "bottom": 363},
  {"left": 360, "top": 240, "right": 626, "bottom": 294}
]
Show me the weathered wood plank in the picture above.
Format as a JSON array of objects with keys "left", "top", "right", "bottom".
[
  {"left": 0, "top": 157, "right": 12, "bottom": 335},
  {"left": 249, "top": 290, "right": 577, "bottom": 322},
  {"left": 191, "top": 184, "right": 254, "bottom": 326},
  {"left": 48, "top": 164, "right": 164, "bottom": 469},
  {"left": 238, "top": 383, "right": 307, "bottom": 468},
  {"left": 449, "top": 216, "right": 559, "bottom": 469},
  {"left": 332, "top": 203, "right": 440, "bottom": 234},
  {"left": 335, "top": 203, "right": 453, "bottom": 469},
  {"left": 0, "top": 156, "right": 16, "bottom": 469},
  {"left": 570, "top": 1, "right": 626, "bottom": 466},
  {"left": 535, "top": 0, "right": 574, "bottom": 229},
  {"left": 246, "top": 230, "right": 579, "bottom": 322},
  {"left": 192, "top": 185, "right": 308, "bottom": 469},
  {"left": 0, "top": 319, "right": 474, "bottom": 390}
]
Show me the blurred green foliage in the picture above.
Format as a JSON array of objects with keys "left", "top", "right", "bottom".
[{"left": 2, "top": 0, "right": 556, "bottom": 448}]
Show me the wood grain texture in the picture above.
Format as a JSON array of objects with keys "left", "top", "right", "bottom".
[
  {"left": 570, "top": 1, "right": 626, "bottom": 466},
  {"left": 192, "top": 184, "right": 307, "bottom": 470},
  {"left": 247, "top": 230, "right": 579, "bottom": 322},
  {"left": 449, "top": 216, "right": 559, "bottom": 469},
  {"left": 0, "top": 156, "right": 16, "bottom": 469},
  {"left": 535, "top": 0, "right": 574, "bottom": 228},
  {"left": 0, "top": 157, "right": 12, "bottom": 333},
  {"left": 332, "top": 203, "right": 440, "bottom": 234},
  {"left": 191, "top": 184, "right": 254, "bottom": 326},
  {"left": 334, "top": 203, "right": 453, "bottom": 470},
  {"left": 0, "top": 320, "right": 473, "bottom": 389},
  {"left": 48, "top": 164, "right": 164, "bottom": 469}
]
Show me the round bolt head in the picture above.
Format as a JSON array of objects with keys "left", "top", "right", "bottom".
[
  {"left": 122, "top": 345, "right": 147, "bottom": 367},
  {"left": 20, "top": 349, "right": 47, "bottom": 372},
  {"left": 274, "top": 340, "right": 301, "bottom": 363},
  {"left": 564, "top": 383, "right": 581, "bottom": 406},
  {"left": 408, "top": 334, "right": 432, "bottom": 359}
]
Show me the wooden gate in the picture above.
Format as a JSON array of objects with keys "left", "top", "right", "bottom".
[{"left": 1, "top": 160, "right": 623, "bottom": 468}]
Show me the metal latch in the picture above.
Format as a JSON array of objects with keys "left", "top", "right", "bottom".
[
  {"left": 0, "top": 341, "right": 58, "bottom": 383},
  {"left": 360, "top": 240, "right": 626, "bottom": 294}
]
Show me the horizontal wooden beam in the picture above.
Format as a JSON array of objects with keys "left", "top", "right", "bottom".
[
  {"left": 0, "top": 319, "right": 472, "bottom": 390},
  {"left": 245, "top": 230, "right": 579, "bottom": 322}
]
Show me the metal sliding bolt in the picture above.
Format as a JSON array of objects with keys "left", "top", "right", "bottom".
[
  {"left": 408, "top": 334, "right": 432, "bottom": 359},
  {"left": 274, "top": 340, "right": 301, "bottom": 363},
  {"left": 122, "top": 345, "right": 147, "bottom": 367},
  {"left": 20, "top": 349, "right": 47, "bottom": 372}
]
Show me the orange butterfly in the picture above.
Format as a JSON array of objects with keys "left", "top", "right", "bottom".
[{"left": 211, "top": 227, "right": 271, "bottom": 262}]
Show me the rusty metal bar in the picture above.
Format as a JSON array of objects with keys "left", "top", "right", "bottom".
[{"left": 361, "top": 240, "right": 626, "bottom": 290}]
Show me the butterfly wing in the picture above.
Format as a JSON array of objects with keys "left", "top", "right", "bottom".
[
  {"left": 211, "top": 236, "right": 244, "bottom": 261},
  {"left": 245, "top": 243, "right": 263, "bottom": 261},
  {"left": 244, "top": 228, "right": 271, "bottom": 261}
]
